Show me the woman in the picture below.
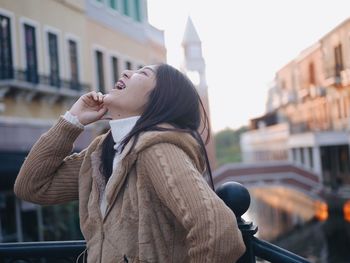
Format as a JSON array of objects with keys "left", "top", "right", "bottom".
[{"left": 14, "top": 64, "right": 245, "bottom": 263}]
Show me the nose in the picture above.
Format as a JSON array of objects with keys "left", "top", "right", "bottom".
[{"left": 121, "top": 70, "right": 134, "bottom": 79}]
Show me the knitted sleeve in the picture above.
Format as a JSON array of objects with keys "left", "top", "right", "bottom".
[
  {"left": 138, "top": 143, "right": 246, "bottom": 263},
  {"left": 14, "top": 117, "right": 85, "bottom": 205}
]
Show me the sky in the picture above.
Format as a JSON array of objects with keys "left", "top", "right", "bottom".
[{"left": 147, "top": 0, "right": 350, "bottom": 133}]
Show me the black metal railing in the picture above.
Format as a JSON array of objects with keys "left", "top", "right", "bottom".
[
  {"left": 0, "top": 240, "right": 86, "bottom": 263},
  {"left": 216, "top": 182, "right": 311, "bottom": 263},
  {"left": 289, "top": 121, "right": 311, "bottom": 134},
  {"left": 0, "top": 182, "right": 310, "bottom": 262},
  {"left": 0, "top": 67, "right": 90, "bottom": 92}
]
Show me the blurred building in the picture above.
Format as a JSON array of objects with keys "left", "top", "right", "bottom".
[
  {"left": 0, "top": 0, "right": 165, "bottom": 242},
  {"left": 240, "top": 18, "right": 350, "bottom": 192},
  {"left": 181, "top": 17, "right": 217, "bottom": 170},
  {"left": 85, "top": 0, "right": 165, "bottom": 95}
]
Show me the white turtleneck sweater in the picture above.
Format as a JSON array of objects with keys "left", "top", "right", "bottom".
[{"left": 63, "top": 111, "right": 140, "bottom": 217}]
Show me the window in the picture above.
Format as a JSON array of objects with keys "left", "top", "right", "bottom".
[
  {"left": 123, "top": 0, "right": 130, "bottom": 16},
  {"left": 321, "top": 145, "right": 350, "bottom": 188},
  {"left": 337, "top": 98, "right": 342, "bottom": 119},
  {"left": 95, "top": 50, "right": 105, "bottom": 93},
  {"left": 300, "top": 148, "right": 304, "bottom": 164},
  {"left": 334, "top": 44, "right": 344, "bottom": 78},
  {"left": 308, "top": 147, "right": 314, "bottom": 169},
  {"left": 42, "top": 202, "right": 83, "bottom": 241},
  {"left": 292, "top": 148, "right": 297, "bottom": 162},
  {"left": 111, "top": 56, "right": 119, "bottom": 84},
  {"left": 280, "top": 79, "right": 286, "bottom": 90},
  {"left": 309, "top": 62, "right": 315, "bottom": 85},
  {"left": 134, "top": 0, "right": 142, "bottom": 21},
  {"left": 109, "top": 0, "right": 118, "bottom": 10},
  {"left": 0, "top": 192, "right": 16, "bottom": 242},
  {"left": 68, "top": 40, "right": 79, "bottom": 90},
  {"left": 344, "top": 96, "right": 349, "bottom": 117},
  {"left": 0, "top": 14, "right": 13, "bottom": 79},
  {"left": 48, "top": 32, "right": 60, "bottom": 87},
  {"left": 24, "top": 24, "right": 38, "bottom": 83},
  {"left": 338, "top": 145, "right": 350, "bottom": 174},
  {"left": 125, "top": 61, "right": 132, "bottom": 70}
]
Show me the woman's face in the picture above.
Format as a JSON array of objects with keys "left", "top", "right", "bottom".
[{"left": 103, "top": 65, "right": 157, "bottom": 119}]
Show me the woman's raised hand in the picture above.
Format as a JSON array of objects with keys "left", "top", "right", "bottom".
[{"left": 69, "top": 91, "right": 108, "bottom": 125}]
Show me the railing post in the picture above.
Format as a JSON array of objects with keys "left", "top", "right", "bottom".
[
  {"left": 216, "top": 182, "right": 310, "bottom": 263},
  {"left": 216, "top": 182, "right": 258, "bottom": 263}
]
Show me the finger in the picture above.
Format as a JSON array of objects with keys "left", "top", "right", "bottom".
[
  {"left": 84, "top": 92, "right": 93, "bottom": 100},
  {"left": 91, "top": 91, "right": 98, "bottom": 101},
  {"left": 97, "top": 92, "right": 103, "bottom": 103},
  {"left": 86, "top": 91, "right": 96, "bottom": 101}
]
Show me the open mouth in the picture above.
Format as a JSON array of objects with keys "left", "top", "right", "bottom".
[{"left": 115, "top": 80, "right": 126, "bottom": 90}]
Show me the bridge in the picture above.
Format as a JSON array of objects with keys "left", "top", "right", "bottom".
[
  {"left": 212, "top": 161, "right": 331, "bottom": 223},
  {"left": 213, "top": 161, "right": 323, "bottom": 198}
]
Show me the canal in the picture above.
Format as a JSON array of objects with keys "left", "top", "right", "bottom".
[{"left": 246, "top": 194, "right": 350, "bottom": 263}]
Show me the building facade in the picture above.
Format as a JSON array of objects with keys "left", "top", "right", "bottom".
[
  {"left": 0, "top": 0, "right": 165, "bottom": 242},
  {"left": 240, "top": 18, "right": 350, "bottom": 193}
]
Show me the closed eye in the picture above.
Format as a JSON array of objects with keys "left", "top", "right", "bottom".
[{"left": 139, "top": 71, "right": 148, "bottom": 76}]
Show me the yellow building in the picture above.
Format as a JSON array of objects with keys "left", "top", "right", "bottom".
[{"left": 0, "top": 0, "right": 165, "bottom": 242}]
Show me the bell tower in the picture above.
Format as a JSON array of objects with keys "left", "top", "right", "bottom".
[{"left": 182, "top": 17, "right": 217, "bottom": 170}]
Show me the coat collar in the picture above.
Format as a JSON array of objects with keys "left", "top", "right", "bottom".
[{"left": 90, "top": 123, "right": 206, "bottom": 221}]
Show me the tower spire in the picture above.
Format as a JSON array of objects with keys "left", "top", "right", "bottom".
[
  {"left": 181, "top": 17, "right": 206, "bottom": 90},
  {"left": 182, "top": 17, "right": 201, "bottom": 45}
]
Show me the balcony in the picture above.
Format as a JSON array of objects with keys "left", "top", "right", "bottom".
[
  {"left": 0, "top": 68, "right": 90, "bottom": 104},
  {"left": 297, "top": 88, "right": 310, "bottom": 101},
  {"left": 309, "top": 86, "right": 326, "bottom": 98},
  {"left": 324, "top": 65, "right": 346, "bottom": 89},
  {"left": 281, "top": 90, "right": 297, "bottom": 105},
  {"left": 341, "top": 69, "right": 350, "bottom": 87},
  {"left": 324, "top": 75, "right": 342, "bottom": 88},
  {"left": 298, "top": 85, "right": 327, "bottom": 102},
  {"left": 290, "top": 121, "right": 311, "bottom": 134}
]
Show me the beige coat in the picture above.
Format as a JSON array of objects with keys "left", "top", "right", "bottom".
[{"left": 14, "top": 117, "right": 245, "bottom": 263}]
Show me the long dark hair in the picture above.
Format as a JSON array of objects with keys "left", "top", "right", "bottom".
[{"left": 100, "top": 63, "right": 215, "bottom": 189}]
